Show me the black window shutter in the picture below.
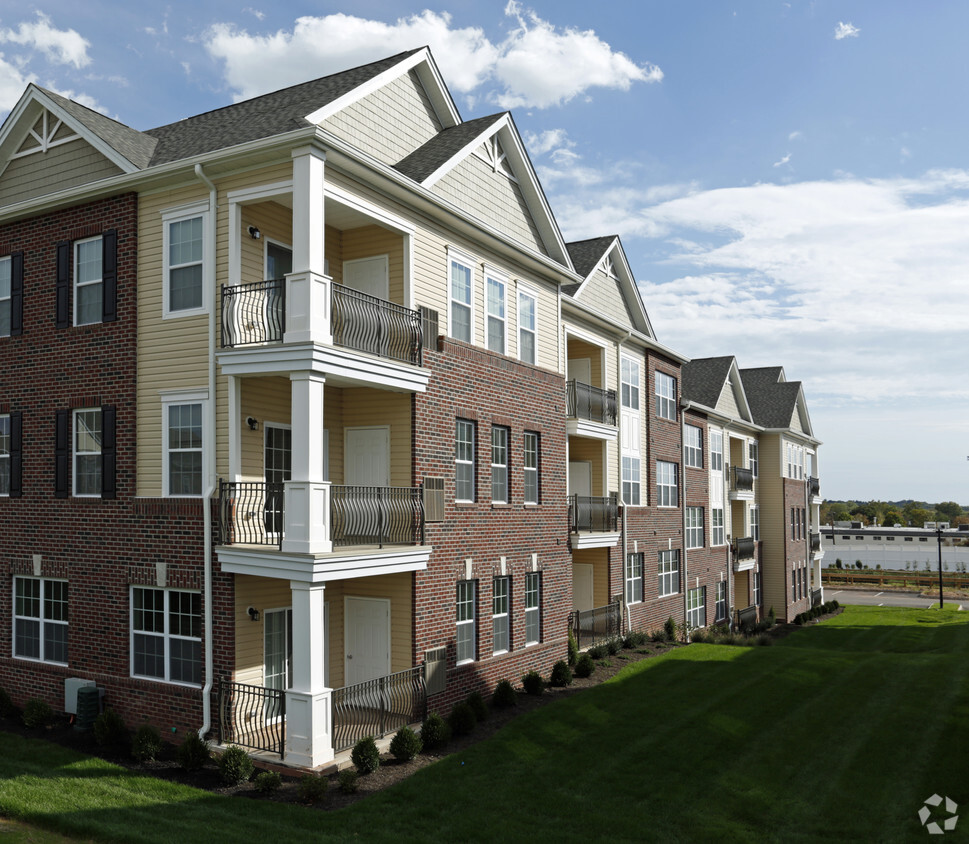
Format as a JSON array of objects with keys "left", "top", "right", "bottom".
[
  {"left": 102, "top": 230, "right": 117, "bottom": 322},
  {"left": 55, "top": 409, "right": 69, "bottom": 498},
  {"left": 10, "top": 252, "right": 23, "bottom": 336},
  {"left": 55, "top": 241, "right": 70, "bottom": 329},
  {"left": 9, "top": 411, "right": 22, "bottom": 497},
  {"left": 101, "top": 405, "right": 116, "bottom": 499}
]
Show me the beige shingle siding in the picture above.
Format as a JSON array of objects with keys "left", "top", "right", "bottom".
[
  {"left": 233, "top": 575, "right": 292, "bottom": 685},
  {"left": 575, "top": 269, "right": 635, "bottom": 330},
  {"left": 716, "top": 381, "right": 742, "bottom": 419},
  {"left": 323, "top": 70, "right": 443, "bottom": 165},
  {"left": 239, "top": 376, "right": 291, "bottom": 480},
  {"left": 757, "top": 433, "right": 786, "bottom": 614},
  {"left": 0, "top": 139, "right": 123, "bottom": 205},
  {"left": 789, "top": 404, "right": 806, "bottom": 434}
]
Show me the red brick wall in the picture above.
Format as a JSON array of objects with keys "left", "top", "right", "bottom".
[{"left": 782, "top": 476, "right": 812, "bottom": 621}]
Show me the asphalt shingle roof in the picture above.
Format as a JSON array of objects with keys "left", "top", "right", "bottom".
[
  {"left": 562, "top": 236, "right": 616, "bottom": 296},
  {"left": 393, "top": 113, "right": 505, "bottom": 182},
  {"left": 681, "top": 356, "right": 735, "bottom": 408},
  {"left": 740, "top": 366, "right": 801, "bottom": 429}
]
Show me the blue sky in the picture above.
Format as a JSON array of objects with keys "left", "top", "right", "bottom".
[{"left": 1, "top": 1, "right": 967, "bottom": 504}]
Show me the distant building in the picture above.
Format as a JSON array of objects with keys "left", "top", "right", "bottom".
[{"left": 821, "top": 524, "right": 969, "bottom": 571}]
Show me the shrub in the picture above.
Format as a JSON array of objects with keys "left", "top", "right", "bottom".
[
  {"left": 253, "top": 770, "right": 282, "bottom": 794},
  {"left": 492, "top": 679, "right": 517, "bottom": 709},
  {"left": 448, "top": 702, "right": 476, "bottom": 737},
  {"left": 606, "top": 638, "right": 620, "bottom": 656},
  {"left": 93, "top": 709, "right": 128, "bottom": 749},
  {"left": 390, "top": 725, "right": 422, "bottom": 762},
  {"left": 521, "top": 670, "right": 545, "bottom": 696},
  {"left": 664, "top": 616, "right": 677, "bottom": 642},
  {"left": 549, "top": 660, "right": 573, "bottom": 687},
  {"left": 466, "top": 691, "right": 488, "bottom": 722},
  {"left": 351, "top": 736, "right": 381, "bottom": 775},
  {"left": 587, "top": 644, "right": 606, "bottom": 659},
  {"left": 22, "top": 698, "right": 53, "bottom": 729},
  {"left": 176, "top": 730, "right": 210, "bottom": 772},
  {"left": 757, "top": 633, "right": 774, "bottom": 646},
  {"left": 338, "top": 768, "right": 359, "bottom": 794},
  {"left": 650, "top": 630, "right": 666, "bottom": 643},
  {"left": 297, "top": 774, "right": 329, "bottom": 803},
  {"left": 574, "top": 652, "right": 595, "bottom": 678},
  {"left": 132, "top": 723, "right": 162, "bottom": 762},
  {"left": 794, "top": 613, "right": 805, "bottom": 625},
  {"left": 218, "top": 744, "right": 254, "bottom": 785},
  {"left": 836, "top": 558, "right": 843, "bottom": 569},
  {"left": 567, "top": 629, "right": 578, "bottom": 666},
  {"left": 767, "top": 607, "right": 776, "bottom": 628},
  {"left": 0, "top": 687, "right": 15, "bottom": 719},
  {"left": 420, "top": 712, "right": 451, "bottom": 750},
  {"left": 831, "top": 599, "right": 840, "bottom": 610}
]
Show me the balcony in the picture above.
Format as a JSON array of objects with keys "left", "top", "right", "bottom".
[
  {"left": 728, "top": 466, "right": 755, "bottom": 500},
  {"left": 731, "top": 536, "right": 756, "bottom": 572},
  {"left": 566, "top": 380, "right": 618, "bottom": 440},
  {"left": 809, "top": 475, "right": 821, "bottom": 501},
  {"left": 569, "top": 493, "right": 621, "bottom": 549},
  {"left": 811, "top": 532, "right": 822, "bottom": 553}
]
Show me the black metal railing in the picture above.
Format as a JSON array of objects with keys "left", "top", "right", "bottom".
[
  {"left": 331, "top": 285, "right": 423, "bottom": 365},
  {"left": 332, "top": 664, "right": 426, "bottom": 752},
  {"left": 221, "top": 279, "right": 285, "bottom": 347},
  {"left": 218, "top": 677, "right": 285, "bottom": 758},
  {"left": 218, "top": 480, "right": 285, "bottom": 548},
  {"left": 569, "top": 602, "right": 622, "bottom": 650},
  {"left": 811, "top": 532, "right": 821, "bottom": 552},
  {"left": 569, "top": 493, "right": 619, "bottom": 533},
  {"left": 811, "top": 587, "right": 823, "bottom": 607},
  {"left": 731, "top": 466, "right": 754, "bottom": 493},
  {"left": 330, "top": 485, "right": 424, "bottom": 548},
  {"left": 731, "top": 536, "right": 756, "bottom": 562},
  {"left": 809, "top": 476, "right": 820, "bottom": 498},
  {"left": 566, "top": 380, "right": 617, "bottom": 426}
]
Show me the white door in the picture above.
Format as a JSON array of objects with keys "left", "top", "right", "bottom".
[
  {"left": 345, "top": 427, "right": 390, "bottom": 487},
  {"left": 574, "top": 564, "right": 594, "bottom": 611},
  {"left": 568, "top": 357, "right": 591, "bottom": 385},
  {"left": 264, "top": 424, "right": 291, "bottom": 537},
  {"left": 343, "top": 255, "right": 389, "bottom": 300},
  {"left": 263, "top": 608, "right": 292, "bottom": 720},
  {"left": 345, "top": 597, "right": 390, "bottom": 686},
  {"left": 569, "top": 461, "right": 592, "bottom": 497}
]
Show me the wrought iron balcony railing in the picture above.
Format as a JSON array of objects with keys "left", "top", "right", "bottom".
[
  {"left": 731, "top": 466, "right": 754, "bottom": 493},
  {"left": 218, "top": 480, "right": 285, "bottom": 548},
  {"left": 568, "top": 601, "right": 622, "bottom": 650},
  {"left": 569, "top": 493, "right": 619, "bottom": 533},
  {"left": 809, "top": 476, "right": 820, "bottom": 497},
  {"left": 566, "top": 380, "right": 617, "bottom": 426},
  {"left": 331, "top": 284, "right": 423, "bottom": 366},
  {"left": 221, "top": 279, "right": 285, "bottom": 347},
  {"left": 731, "top": 536, "right": 756, "bottom": 562},
  {"left": 332, "top": 664, "right": 426, "bottom": 752},
  {"left": 811, "top": 532, "right": 821, "bottom": 552}
]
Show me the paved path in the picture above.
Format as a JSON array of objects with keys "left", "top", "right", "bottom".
[{"left": 825, "top": 588, "right": 964, "bottom": 610}]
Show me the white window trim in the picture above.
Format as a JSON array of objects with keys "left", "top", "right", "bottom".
[
  {"left": 655, "top": 371, "right": 676, "bottom": 421},
  {"left": 625, "top": 552, "right": 643, "bottom": 604},
  {"left": 455, "top": 419, "right": 475, "bottom": 503},
  {"left": 484, "top": 265, "right": 508, "bottom": 356},
  {"left": 73, "top": 235, "right": 103, "bottom": 327},
  {"left": 657, "top": 460, "right": 678, "bottom": 508},
  {"left": 716, "top": 580, "right": 727, "bottom": 621},
  {"left": 523, "top": 431, "right": 539, "bottom": 505},
  {"left": 621, "top": 356, "right": 641, "bottom": 412},
  {"left": 622, "top": 455, "right": 641, "bottom": 507},
  {"left": 130, "top": 586, "right": 202, "bottom": 687},
  {"left": 524, "top": 572, "right": 541, "bottom": 646},
  {"left": 686, "top": 507, "right": 704, "bottom": 549},
  {"left": 0, "top": 412, "right": 10, "bottom": 497},
  {"left": 491, "top": 425, "right": 509, "bottom": 504},
  {"left": 456, "top": 580, "right": 476, "bottom": 665},
  {"left": 447, "top": 246, "right": 475, "bottom": 344},
  {"left": 687, "top": 586, "right": 705, "bottom": 629},
  {"left": 0, "top": 255, "right": 10, "bottom": 338},
  {"left": 517, "top": 283, "right": 538, "bottom": 365},
  {"left": 711, "top": 508, "right": 725, "bottom": 547},
  {"left": 710, "top": 429, "right": 724, "bottom": 473},
  {"left": 72, "top": 407, "right": 101, "bottom": 498},
  {"left": 264, "top": 237, "right": 293, "bottom": 279},
  {"left": 749, "top": 440, "right": 759, "bottom": 478},
  {"left": 751, "top": 505, "right": 760, "bottom": 541},
  {"left": 492, "top": 576, "right": 510, "bottom": 655},
  {"left": 13, "top": 576, "right": 68, "bottom": 665},
  {"left": 658, "top": 550, "right": 680, "bottom": 598},
  {"left": 685, "top": 425, "right": 703, "bottom": 468},
  {"left": 161, "top": 389, "right": 208, "bottom": 498},
  {"left": 162, "top": 202, "right": 210, "bottom": 319}
]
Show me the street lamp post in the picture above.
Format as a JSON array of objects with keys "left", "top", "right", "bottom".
[{"left": 937, "top": 526, "right": 944, "bottom": 609}]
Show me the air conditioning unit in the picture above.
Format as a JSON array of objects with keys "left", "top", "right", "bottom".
[
  {"left": 424, "top": 647, "right": 447, "bottom": 696},
  {"left": 64, "top": 678, "right": 95, "bottom": 715}
]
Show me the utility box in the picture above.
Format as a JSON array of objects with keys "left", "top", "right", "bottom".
[
  {"left": 64, "top": 678, "right": 95, "bottom": 715},
  {"left": 424, "top": 647, "right": 447, "bottom": 696}
]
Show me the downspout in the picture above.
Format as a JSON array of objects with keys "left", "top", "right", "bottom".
[
  {"left": 194, "top": 163, "right": 218, "bottom": 739},
  {"left": 617, "top": 332, "right": 631, "bottom": 634},
  {"left": 680, "top": 401, "right": 689, "bottom": 641},
  {"left": 726, "top": 458, "right": 733, "bottom": 631}
]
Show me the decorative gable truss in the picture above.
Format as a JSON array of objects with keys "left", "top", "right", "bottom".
[
  {"left": 13, "top": 108, "right": 80, "bottom": 158},
  {"left": 474, "top": 135, "right": 517, "bottom": 182}
]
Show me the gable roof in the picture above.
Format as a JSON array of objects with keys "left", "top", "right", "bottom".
[
  {"left": 740, "top": 366, "right": 812, "bottom": 433},
  {"left": 564, "top": 236, "right": 616, "bottom": 294},
  {"left": 394, "top": 113, "right": 505, "bottom": 182},
  {"left": 682, "top": 356, "right": 735, "bottom": 408}
]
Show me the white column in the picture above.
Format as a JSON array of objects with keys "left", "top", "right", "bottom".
[
  {"left": 285, "top": 143, "right": 331, "bottom": 345},
  {"left": 285, "top": 581, "right": 333, "bottom": 768},
  {"left": 281, "top": 371, "right": 331, "bottom": 554}
]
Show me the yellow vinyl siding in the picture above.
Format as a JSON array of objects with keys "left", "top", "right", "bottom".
[
  {"left": 0, "top": 138, "right": 123, "bottom": 205},
  {"left": 333, "top": 388, "right": 411, "bottom": 486},
  {"left": 241, "top": 201, "right": 293, "bottom": 283},
  {"left": 233, "top": 576, "right": 292, "bottom": 685},
  {"left": 757, "top": 433, "right": 786, "bottom": 613},
  {"left": 569, "top": 438, "right": 606, "bottom": 497},
  {"left": 572, "top": 549, "right": 610, "bottom": 607},
  {"left": 341, "top": 225, "right": 405, "bottom": 304},
  {"left": 566, "top": 336, "right": 605, "bottom": 387},
  {"left": 239, "top": 376, "right": 291, "bottom": 480}
]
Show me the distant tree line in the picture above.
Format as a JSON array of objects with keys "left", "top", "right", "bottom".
[{"left": 821, "top": 499, "right": 967, "bottom": 528}]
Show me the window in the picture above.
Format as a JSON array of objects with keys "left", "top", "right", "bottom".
[
  {"left": 655, "top": 371, "right": 676, "bottom": 420},
  {"left": 518, "top": 288, "right": 537, "bottom": 364},
  {"left": 625, "top": 552, "right": 643, "bottom": 604},
  {"left": 686, "top": 507, "right": 704, "bottom": 549},
  {"left": 455, "top": 419, "right": 475, "bottom": 502},
  {"left": 657, "top": 461, "right": 678, "bottom": 507},
  {"left": 786, "top": 443, "right": 804, "bottom": 479},
  {"left": 492, "top": 576, "right": 510, "bottom": 654},
  {"left": 164, "top": 402, "right": 203, "bottom": 496},
  {"left": 0, "top": 255, "right": 10, "bottom": 336},
  {"left": 621, "top": 358, "right": 640, "bottom": 411},
  {"left": 523, "top": 432, "right": 539, "bottom": 505},
  {"left": 710, "top": 429, "right": 723, "bottom": 472},
  {"left": 716, "top": 581, "right": 727, "bottom": 621},
  {"left": 14, "top": 577, "right": 68, "bottom": 664},
  {"left": 791, "top": 508, "right": 796, "bottom": 541},
  {"left": 749, "top": 441, "right": 759, "bottom": 478},
  {"left": 622, "top": 456, "right": 641, "bottom": 506},
  {"left": 685, "top": 425, "right": 703, "bottom": 468},
  {"left": 0, "top": 414, "right": 9, "bottom": 495},
  {"left": 74, "top": 236, "right": 103, "bottom": 326},
  {"left": 753, "top": 571, "right": 761, "bottom": 607},
  {"left": 712, "top": 508, "right": 725, "bottom": 546},
  {"left": 791, "top": 569, "right": 796, "bottom": 602},
  {"left": 687, "top": 586, "right": 706, "bottom": 629},
  {"left": 485, "top": 271, "right": 506, "bottom": 354},
  {"left": 131, "top": 587, "right": 201, "bottom": 684},
  {"left": 658, "top": 550, "right": 680, "bottom": 597},
  {"left": 750, "top": 506, "right": 760, "bottom": 541},
  {"left": 73, "top": 408, "right": 101, "bottom": 496},
  {"left": 524, "top": 572, "right": 541, "bottom": 645},
  {"left": 449, "top": 252, "right": 473, "bottom": 343},
  {"left": 165, "top": 210, "right": 205, "bottom": 314},
  {"left": 456, "top": 580, "right": 476, "bottom": 663},
  {"left": 491, "top": 426, "right": 509, "bottom": 503}
]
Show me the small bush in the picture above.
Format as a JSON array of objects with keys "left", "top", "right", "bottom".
[
  {"left": 93, "top": 709, "right": 128, "bottom": 748},
  {"left": 521, "top": 670, "right": 545, "bottom": 696},
  {"left": 567, "top": 629, "right": 578, "bottom": 666},
  {"left": 254, "top": 770, "right": 282, "bottom": 794},
  {"left": 176, "top": 730, "right": 210, "bottom": 772},
  {"left": 219, "top": 744, "right": 254, "bottom": 785},
  {"left": 22, "top": 698, "right": 53, "bottom": 729},
  {"left": 757, "top": 633, "right": 773, "bottom": 646},
  {"left": 767, "top": 607, "right": 776, "bottom": 628},
  {"left": 466, "top": 691, "right": 488, "bottom": 722},
  {"left": 420, "top": 712, "right": 451, "bottom": 750},
  {"left": 664, "top": 616, "right": 677, "bottom": 642},
  {"left": 794, "top": 613, "right": 805, "bottom": 625},
  {"left": 297, "top": 774, "right": 329, "bottom": 803},
  {"left": 690, "top": 628, "right": 707, "bottom": 643},
  {"left": 574, "top": 652, "right": 595, "bottom": 678},
  {"left": 449, "top": 702, "right": 476, "bottom": 737},
  {"left": 0, "top": 687, "right": 16, "bottom": 718},
  {"left": 390, "top": 725, "right": 422, "bottom": 762},
  {"left": 650, "top": 630, "right": 666, "bottom": 643},
  {"left": 549, "top": 660, "right": 573, "bottom": 687},
  {"left": 351, "top": 736, "right": 381, "bottom": 775},
  {"left": 132, "top": 723, "right": 162, "bottom": 762},
  {"left": 587, "top": 644, "right": 606, "bottom": 659},
  {"left": 492, "top": 680, "right": 517, "bottom": 709},
  {"left": 606, "top": 638, "right": 620, "bottom": 656},
  {"left": 831, "top": 600, "right": 840, "bottom": 610},
  {"left": 338, "top": 768, "right": 359, "bottom": 794}
]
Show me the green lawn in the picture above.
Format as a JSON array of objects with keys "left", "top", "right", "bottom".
[{"left": 2, "top": 604, "right": 967, "bottom": 843}]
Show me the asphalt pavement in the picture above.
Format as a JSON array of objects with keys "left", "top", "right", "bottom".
[{"left": 824, "top": 587, "right": 965, "bottom": 610}]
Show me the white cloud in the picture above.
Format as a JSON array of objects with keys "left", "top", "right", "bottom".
[
  {"left": 772, "top": 152, "right": 792, "bottom": 167},
  {"left": 834, "top": 21, "right": 860, "bottom": 40},
  {"left": 523, "top": 128, "right": 573, "bottom": 156},
  {"left": 0, "top": 54, "right": 35, "bottom": 114},
  {"left": 0, "top": 12, "right": 90, "bottom": 68},
  {"left": 788, "top": 130, "right": 802, "bottom": 142}
]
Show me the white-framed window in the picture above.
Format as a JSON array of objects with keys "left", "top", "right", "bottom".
[
  {"left": 524, "top": 572, "right": 541, "bottom": 645},
  {"left": 710, "top": 429, "right": 723, "bottom": 472},
  {"left": 492, "top": 576, "right": 510, "bottom": 655},
  {"left": 162, "top": 391, "right": 206, "bottom": 497},
  {"left": 0, "top": 414, "right": 10, "bottom": 496},
  {"left": 686, "top": 506, "right": 704, "bottom": 549},
  {"left": 73, "top": 408, "right": 101, "bottom": 497},
  {"left": 523, "top": 431, "right": 539, "bottom": 505},
  {"left": 657, "top": 460, "right": 678, "bottom": 507},
  {"left": 687, "top": 586, "right": 706, "bottom": 629},
  {"left": 13, "top": 577, "right": 68, "bottom": 664},
  {"left": 491, "top": 426, "right": 509, "bottom": 503},
  {"left": 0, "top": 255, "right": 10, "bottom": 336},
  {"left": 456, "top": 580, "right": 476, "bottom": 664},
  {"left": 749, "top": 441, "right": 759, "bottom": 478},
  {"left": 448, "top": 249, "right": 473, "bottom": 344},
  {"left": 658, "top": 550, "right": 680, "bottom": 597},
  {"left": 163, "top": 204, "right": 208, "bottom": 316},
  {"left": 485, "top": 268, "right": 507, "bottom": 354},
  {"left": 622, "top": 455, "right": 641, "bottom": 506},
  {"left": 73, "top": 235, "right": 102, "bottom": 326},
  {"left": 455, "top": 419, "right": 475, "bottom": 502},
  {"left": 625, "top": 552, "right": 643, "bottom": 604},
  {"left": 712, "top": 508, "right": 725, "bottom": 546},
  {"left": 715, "top": 581, "right": 727, "bottom": 621},
  {"left": 621, "top": 357, "right": 640, "bottom": 411},
  {"left": 753, "top": 570, "right": 761, "bottom": 606},
  {"left": 786, "top": 442, "right": 804, "bottom": 479},
  {"left": 685, "top": 425, "right": 703, "bottom": 468},
  {"left": 655, "top": 371, "right": 676, "bottom": 421},
  {"left": 518, "top": 287, "right": 537, "bottom": 365},
  {"left": 751, "top": 506, "right": 760, "bottom": 541},
  {"left": 791, "top": 568, "right": 797, "bottom": 601},
  {"left": 131, "top": 587, "right": 201, "bottom": 685}
]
